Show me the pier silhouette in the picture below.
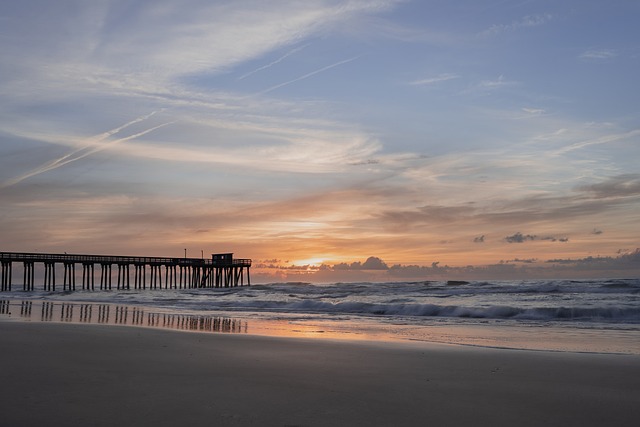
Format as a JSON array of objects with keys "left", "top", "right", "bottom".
[{"left": 0, "top": 251, "right": 251, "bottom": 291}]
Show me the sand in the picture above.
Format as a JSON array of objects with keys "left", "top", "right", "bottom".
[{"left": 0, "top": 322, "right": 639, "bottom": 427}]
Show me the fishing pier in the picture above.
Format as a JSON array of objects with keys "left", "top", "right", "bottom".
[{"left": 0, "top": 251, "right": 251, "bottom": 292}]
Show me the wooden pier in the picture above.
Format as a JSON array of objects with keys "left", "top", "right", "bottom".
[{"left": 0, "top": 251, "right": 251, "bottom": 292}]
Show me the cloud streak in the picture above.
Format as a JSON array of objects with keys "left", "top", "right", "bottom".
[
  {"left": 580, "top": 49, "right": 617, "bottom": 60},
  {"left": 410, "top": 74, "right": 459, "bottom": 86}
]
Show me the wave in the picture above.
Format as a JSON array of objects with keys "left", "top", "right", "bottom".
[
  {"left": 199, "top": 299, "right": 640, "bottom": 323},
  {"left": 4, "top": 278, "right": 639, "bottom": 325}
]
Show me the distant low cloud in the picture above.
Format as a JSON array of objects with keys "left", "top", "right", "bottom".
[
  {"left": 505, "top": 232, "right": 536, "bottom": 243},
  {"left": 540, "top": 236, "right": 569, "bottom": 243},
  {"left": 547, "top": 249, "right": 640, "bottom": 269},
  {"left": 257, "top": 249, "right": 640, "bottom": 282},
  {"left": 505, "top": 232, "right": 569, "bottom": 243},
  {"left": 334, "top": 256, "right": 389, "bottom": 270},
  {"left": 504, "top": 258, "right": 537, "bottom": 264}
]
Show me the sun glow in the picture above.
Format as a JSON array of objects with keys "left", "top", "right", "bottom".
[{"left": 293, "top": 257, "right": 325, "bottom": 267}]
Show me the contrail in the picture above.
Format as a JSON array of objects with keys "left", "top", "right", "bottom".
[
  {"left": 237, "top": 44, "right": 309, "bottom": 81},
  {"left": 31, "top": 110, "right": 162, "bottom": 174},
  {"left": 93, "top": 110, "right": 162, "bottom": 142},
  {"left": 1, "top": 112, "right": 170, "bottom": 189},
  {"left": 256, "top": 55, "right": 362, "bottom": 96},
  {"left": 554, "top": 129, "right": 640, "bottom": 155},
  {"left": 40, "top": 121, "right": 174, "bottom": 170}
]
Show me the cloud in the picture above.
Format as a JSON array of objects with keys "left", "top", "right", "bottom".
[
  {"left": 333, "top": 256, "right": 389, "bottom": 270},
  {"left": 0, "top": 92, "right": 384, "bottom": 176},
  {"left": 504, "top": 232, "right": 569, "bottom": 243},
  {"left": 473, "top": 235, "right": 485, "bottom": 243},
  {"left": 504, "top": 258, "right": 537, "bottom": 264},
  {"left": 479, "top": 13, "right": 553, "bottom": 37},
  {"left": 577, "top": 174, "right": 640, "bottom": 199},
  {"left": 0, "top": 1, "right": 405, "bottom": 188},
  {"left": 259, "top": 259, "right": 283, "bottom": 264},
  {"left": 377, "top": 204, "right": 476, "bottom": 230},
  {"left": 95, "top": 2, "right": 389, "bottom": 80},
  {"left": 409, "top": 74, "right": 459, "bottom": 86},
  {"left": 522, "top": 107, "right": 545, "bottom": 115},
  {"left": 258, "top": 249, "right": 640, "bottom": 282},
  {"left": 540, "top": 236, "right": 569, "bottom": 243},
  {"left": 580, "top": 49, "right": 617, "bottom": 60},
  {"left": 362, "top": 256, "right": 389, "bottom": 270},
  {"left": 477, "top": 74, "right": 517, "bottom": 90},
  {"left": 0, "top": 1, "right": 399, "bottom": 103},
  {"left": 546, "top": 249, "right": 640, "bottom": 269},
  {"left": 115, "top": 122, "right": 381, "bottom": 174},
  {"left": 505, "top": 232, "right": 536, "bottom": 243}
]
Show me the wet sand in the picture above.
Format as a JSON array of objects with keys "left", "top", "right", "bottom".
[{"left": 0, "top": 322, "right": 639, "bottom": 427}]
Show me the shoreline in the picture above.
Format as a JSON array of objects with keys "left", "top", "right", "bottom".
[{"left": 1, "top": 321, "right": 639, "bottom": 427}]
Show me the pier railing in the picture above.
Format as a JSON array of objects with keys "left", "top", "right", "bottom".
[{"left": 0, "top": 252, "right": 251, "bottom": 267}]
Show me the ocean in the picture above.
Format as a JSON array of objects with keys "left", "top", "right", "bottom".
[{"left": 1, "top": 278, "right": 639, "bottom": 354}]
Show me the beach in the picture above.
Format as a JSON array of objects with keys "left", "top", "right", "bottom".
[{"left": 1, "top": 321, "right": 639, "bottom": 427}]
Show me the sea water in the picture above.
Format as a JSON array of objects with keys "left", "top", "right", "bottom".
[{"left": 1, "top": 279, "right": 639, "bottom": 354}]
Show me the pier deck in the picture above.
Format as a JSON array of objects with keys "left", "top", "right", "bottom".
[{"left": 0, "top": 251, "right": 251, "bottom": 291}]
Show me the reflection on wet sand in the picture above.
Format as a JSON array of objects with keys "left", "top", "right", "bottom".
[{"left": 1, "top": 300, "right": 247, "bottom": 334}]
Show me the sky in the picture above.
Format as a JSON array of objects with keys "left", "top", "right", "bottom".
[{"left": 1, "top": 0, "right": 639, "bottom": 282}]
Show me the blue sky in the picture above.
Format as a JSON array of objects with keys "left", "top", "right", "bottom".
[{"left": 1, "top": 0, "right": 639, "bottom": 281}]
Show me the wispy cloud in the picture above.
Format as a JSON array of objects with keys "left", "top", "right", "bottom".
[
  {"left": 256, "top": 55, "right": 362, "bottom": 96},
  {"left": 522, "top": 107, "right": 546, "bottom": 115},
  {"left": 409, "top": 73, "right": 459, "bottom": 86},
  {"left": 479, "top": 13, "right": 553, "bottom": 37},
  {"left": 580, "top": 49, "right": 617, "bottom": 60},
  {"left": 111, "top": 128, "right": 380, "bottom": 174},
  {"left": 478, "top": 74, "right": 516, "bottom": 89}
]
